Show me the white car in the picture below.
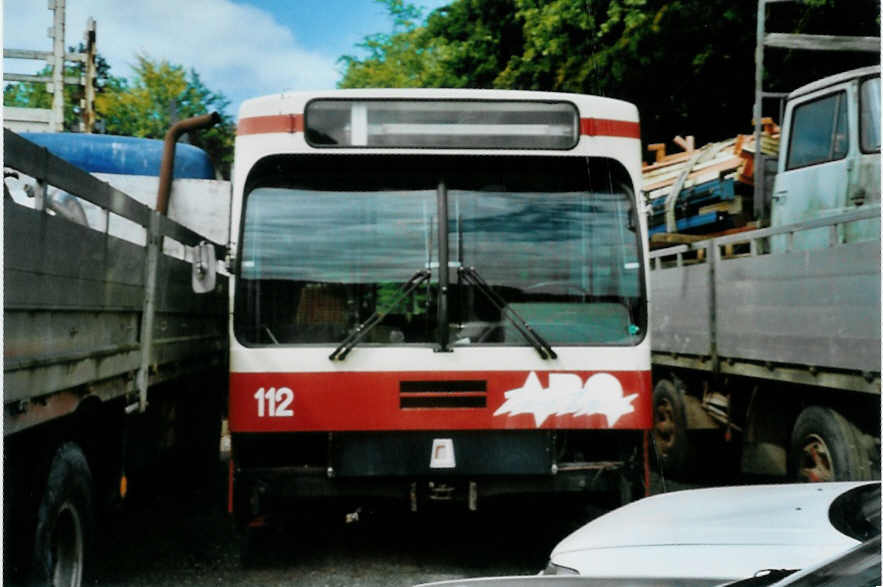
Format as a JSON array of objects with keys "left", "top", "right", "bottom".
[
  {"left": 544, "top": 481, "right": 880, "bottom": 583},
  {"left": 416, "top": 535, "right": 881, "bottom": 587}
]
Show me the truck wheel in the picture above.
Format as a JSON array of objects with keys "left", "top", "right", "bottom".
[
  {"left": 239, "top": 526, "right": 256, "bottom": 569},
  {"left": 790, "top": 406, "right": 871, "bottom": 482},
  {"left": 32, "top": 443, "right": 94, "bottom": 587},
  {"left": 239, "top": 523, "right": 269, "bottom": 568},
  {"left": 652, "top": 379, "right": 691, "bottom": 477}
]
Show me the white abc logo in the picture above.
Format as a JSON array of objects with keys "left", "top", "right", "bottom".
[{"left": 493, "top": 372, "right": 637, "bottom": 427}]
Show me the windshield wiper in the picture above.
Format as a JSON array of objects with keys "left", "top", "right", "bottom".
[
  {"left": 458, "top": 266, "right": 557, "bottom": 360},
  {"left": 329, "top": 269, "right": 431, "bottom": 361}
]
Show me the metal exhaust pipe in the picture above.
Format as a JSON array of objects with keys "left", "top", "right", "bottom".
[{"left": 156, "top": 111, "right": 221, "bottom": 215}]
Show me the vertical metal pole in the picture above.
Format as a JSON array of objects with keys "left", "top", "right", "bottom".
[
  {"left": 753, "top": 0, "right": 766, "bottom": 225},
  {"left": 33, "top": 145, "right": 49, "bottom": 212},
  {"left": 423, "top": 201, "right": 433, "bottom": 324},
  {"left": 137, "top": 211, "right": 161, "bottom": 412},
  {"left": 436, "top": 180, "right": 450, "bottom": 352},
  {"left": 82, "top": 18, "right": 96, "bottom": 133},
  {"left": 49, "top": 0, "right": 65, "bottom": 132},
  {"left": 33, "top": 180, "right": 48, "bottom": 211}
]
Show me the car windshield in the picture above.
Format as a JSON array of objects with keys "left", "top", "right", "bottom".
[
  {"left": 722, "top": 535, "right": 881, "bottom": 587},
  {"left": 829, "top": 482, "right": 881, "bottom": 542},
  {"left": 234, "top": 154, "right": 645, "bottom": 348},
  {"left": 776, "top": 535, "right": 881, "bottom": 587}
]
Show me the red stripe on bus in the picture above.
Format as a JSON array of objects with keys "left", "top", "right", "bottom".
[
  {"left": 237, "top": 114, "right": 304, "bottom": 136},
  {"left": 580, "top": 117, "right": 641, "bottom": 139},
  {"left": 228, "top": 369, "right": 652, "bottom": 433}
]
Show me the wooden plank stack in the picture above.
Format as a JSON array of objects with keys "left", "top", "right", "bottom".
[{"left": 643, "top": 119, "right": 780, "bottom": 248}]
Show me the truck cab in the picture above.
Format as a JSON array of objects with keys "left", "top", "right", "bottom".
[{"left": 771, "top": 65, "right": 881, "bottom": 250}]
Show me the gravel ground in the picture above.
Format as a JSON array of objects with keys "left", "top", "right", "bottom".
[
  {"left": 88, "top": 475, "right": 607, "bottom": 587},
  {"left": 84, "top": 435, "right": 725, "bottom": 586}
]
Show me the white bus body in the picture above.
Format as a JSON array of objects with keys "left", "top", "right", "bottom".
[{"left": 227, "top": 89, "right": 651, "bottom": 527}]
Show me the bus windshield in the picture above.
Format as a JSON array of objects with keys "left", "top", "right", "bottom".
[{"left": 235, "top": 155, "right": 645, "bottom": 348}]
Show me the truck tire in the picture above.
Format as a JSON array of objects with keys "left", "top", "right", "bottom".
[
  {"left": 239, "top": 526, "right": 256, "bottom": 569},
  {"left": 652, "top": 379, "right": 692, "bottom": 477},
  {"left": 32, "top": 443, "right": 94, "bottom": 587},
  {"left": 790, "top": 406, "right": 871, "bottom": 482},
  {"left": 239, "top": 524, "right": 270, "bottom": 569}
]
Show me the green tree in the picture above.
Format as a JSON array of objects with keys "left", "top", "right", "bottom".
[
  {"left": 96, "top": 55, "right": 235, "bottom": 177},
  {"left": 3, "top": 44, "right": 111, "bottom": 131},
  {"left": 338, "top": 0, "right": 442, "bottom": 88},
  {"left": 495, "top": 0, "right": 762, "bottom": 144},
  {"left": 338, "top": 0, "right": 523, "bottom": 89},
  {"left": 421, "top": 0, "right": 523, "bottom": 88},
  {"left": 338, "top": 0, "right": 879, "bottom": 150},
  {"left": 5, "top": 52, "right": 235, "bottom": 176}
]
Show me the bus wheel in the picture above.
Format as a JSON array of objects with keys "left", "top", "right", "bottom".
[
  {"left": 32, "top": 443, "right": 94, "bottom": 587},
  {"left": 652, "top": 379, "right": 692, "bottom": 477},
  {"left": 790, "top": 406, "right": 871, "bottom": 482}
]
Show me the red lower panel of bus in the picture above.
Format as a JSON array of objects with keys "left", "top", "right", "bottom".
[{"left": 229, "top": 369, "right": 651, "bottom": 433}]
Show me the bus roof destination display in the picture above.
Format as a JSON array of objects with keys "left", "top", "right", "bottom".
[{"left": 305, "top": 99, "right": 579, "bottom": 149}]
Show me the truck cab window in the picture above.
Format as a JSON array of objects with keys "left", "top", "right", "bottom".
[{"left": 787, "top": 91, "right": 848, "bottom": 170}]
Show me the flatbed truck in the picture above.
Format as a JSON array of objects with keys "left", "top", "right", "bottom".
[{"left": 3, "top": 123, "right": 230, "bottom": 584}]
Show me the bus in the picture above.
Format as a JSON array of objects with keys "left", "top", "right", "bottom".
[{"left": 227, "top": 89, "right": 652, "bottom": 540}]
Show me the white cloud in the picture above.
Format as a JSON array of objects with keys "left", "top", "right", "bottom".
[{"left": 3, "top": 0, "right": 340, "bottom": 117}]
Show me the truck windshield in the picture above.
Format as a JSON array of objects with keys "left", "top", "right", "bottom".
[{"left": 234, "top": 155, "right": 645, "bottom": 348}]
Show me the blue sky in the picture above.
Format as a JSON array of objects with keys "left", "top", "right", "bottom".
[{"left": 3, "top": 0, "right": 451, "bottom": 118}]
